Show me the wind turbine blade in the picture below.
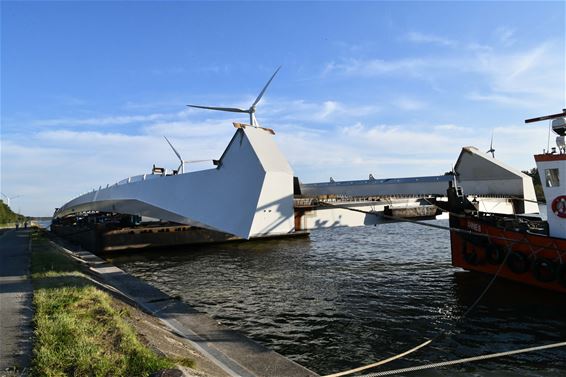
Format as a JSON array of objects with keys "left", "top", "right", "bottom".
[
  {"left": 490, "top": 131, "right": 494, "bottom": 149},
  {"left": 164, "top": 136, "right": 183, "bottom": 163},
  {"left": 187, "top": 104, "right": 248, "bottom": 113},
  {"left": 251, "top": 66, "right": 281, "bottom": 108},
  {"left": 183, "top": 159, "right": 210, "bottom": 163}
]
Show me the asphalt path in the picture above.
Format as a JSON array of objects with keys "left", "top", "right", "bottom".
[{"left": 0, "top": 229, "right": 32, "bottom": 376}]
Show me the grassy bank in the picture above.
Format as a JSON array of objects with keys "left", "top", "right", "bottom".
[
  {"left": 0, "top": 199, "right": 25, "bottom": 224},
  {"left": 30, "top": 232, "right": 188, "bottom": 377}
]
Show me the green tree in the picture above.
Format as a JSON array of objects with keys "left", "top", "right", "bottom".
[{"left": 522, "top": 168, "right": 545, "bottom": 203}]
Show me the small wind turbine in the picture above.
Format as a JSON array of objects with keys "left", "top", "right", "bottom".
[
  {"left": 163, "top": 136, "right": 209, "bottom": 174},
  {"left": 486, "top": 130, "right": 495, "bottom": 158},
  {"left": 187, "top": 66, "right": 281, "bottom": 128}
]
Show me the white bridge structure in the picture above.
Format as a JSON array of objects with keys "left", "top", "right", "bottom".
[
  {"left": 54, "top": 68, "right": 539, "bottom": 240},
  {"left": 54, "top": 124, "right": 295, "bottom": 239},
  {"left": 55, "top": 128, "right": 539, "bottom": 239},
  {"left": 300, "top": 146, "right": 538, "bottom": 215}
]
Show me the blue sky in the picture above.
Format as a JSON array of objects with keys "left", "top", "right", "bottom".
[{"left": 1, "top": 1, "right": 565, "bottom": 216}]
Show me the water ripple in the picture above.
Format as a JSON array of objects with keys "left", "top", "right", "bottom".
[{"left": 112, "top": 221, "right": 566, "bottom": 376}]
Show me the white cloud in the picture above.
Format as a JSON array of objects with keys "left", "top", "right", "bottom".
[
  {"left": 495, "top": 27, "right": 516, "bottom": 46},
  {"left": 406, "top": 32, "right": 457, "bottom": 47},
  {"left": 143, "top": 119, "right": 234, "bottom": 138},
  {"left": 323, "top": 40, "right": 563, "bottom": 110},
  {"left": 4, "top": 35, "right": 563, "bottom": 216},
  {"left": 470, "top": 42, "right": 563, "bottom": 109},
  {"left": 33, "top": 109, "right": 194, "bottom": 127},
  {"left": 323, "top": 57, "right": 432, "bottom": 78},
  {"left": 1, "top": 124, "right": 237, "bottom": 215},
  {"left": 262, "top": 98, "right": 381, "bottom": 124},
  {"left": 467, "top": 93, "right": 534, "bottom": 108},
  {"left": 433, "top": 124, "right": 470, "bottom": 132},
  {"left": 394, "top": 98, "right": 427, "bottom": 111},
  {"left": 34, "top": 113, "right": 164, "bottom": 127},
  {"left": 281, "top": 120, "right": 548, "bottom": 184},
  {"left": 3, "top": 111, "right": 551, "bottom": 216}
]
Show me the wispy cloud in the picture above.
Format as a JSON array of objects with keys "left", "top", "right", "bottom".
[
  {"left": 467, "top": 93, "right": 534, "bottom": 108},
  {"left": 406, "top": 31, "right": 457, "bottom": 47},
  {"left": 33, "top": 109, "right": 194, "bottom": 127},
  {"left": 393, "top": 97, "right": 427, "bottom": 111},
  {"left": 323, "top": 39, "right": 563, "bottom": 110},
  {"left": 494, "top": 27, "right": 516, "bottom": 46},
  {"left": 433, "top": 124, "right": 470, "bottom": 132},
  {"left": 34, "top": 113, "right": 170, "bottom": 127},
  {"left": 5, "top": 42, "right": 562, "bottom": 216},
  {"left": 470, "top": 41, "right": 563, "bottom": 108},
  {"left": 262, "top": 98, "right": 381, "bottom": 124},
  {"left": 323, "top": 57, "right": 433, "bottom": 78},
  {"left": 3, "top": 112, "right": 548, "bottom": 216}
]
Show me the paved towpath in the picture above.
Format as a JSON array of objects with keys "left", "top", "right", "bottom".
[{"left": 0, "top": 229, "right": 33, "bottom": 376}]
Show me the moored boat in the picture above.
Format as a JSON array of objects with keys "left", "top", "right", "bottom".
[{"left": 446, "top": 109, "right": 566, "bottom": 293}]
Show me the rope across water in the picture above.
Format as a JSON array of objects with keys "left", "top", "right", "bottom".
[
  {"left": 358, "top": 341, "right": 566, "bottom": 377},
  {"left": 318, "top": 200, "right": 561, "bottom": 376}
]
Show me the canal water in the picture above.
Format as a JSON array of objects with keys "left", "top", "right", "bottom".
[{"left": 111, "top": 221, "right": 566, "bottom": 376}]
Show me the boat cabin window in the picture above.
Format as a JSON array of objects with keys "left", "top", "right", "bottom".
[{"left": 545, "top": 168, "right": 560, "bottom": 187}]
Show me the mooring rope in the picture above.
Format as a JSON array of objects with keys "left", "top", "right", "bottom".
[
  {"left": 320, "top": 248, "right": 513, "bottom": 377},
  {"left": 316, "top": 201, "right": 547, "bottom": 377},
  {"left": 358, "top": 341, "right": 566, "bottom": 377},
  {"left": 317, "top": 201, "right": 554, "bottom": 251},
  {"left": 323, "top": 340, "right": 432, "bottom": 377},
  {"left": 508, "top": 195, "right": 545, "bottom": 205}
]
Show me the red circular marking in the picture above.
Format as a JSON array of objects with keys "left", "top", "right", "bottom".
[{"left": 551, "top": 196, "right": 566, "bottom": 218}]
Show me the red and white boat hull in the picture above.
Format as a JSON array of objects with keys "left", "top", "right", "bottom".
[{"left": 450, "top": 213, "right": 566, "bottom": 294}]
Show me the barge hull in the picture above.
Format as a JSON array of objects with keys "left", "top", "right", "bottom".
[{"left": 51, "top": 223, "right": 308, "bottom": 253}]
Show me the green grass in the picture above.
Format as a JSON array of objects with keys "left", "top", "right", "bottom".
[
  {"left": 31, "top": 232, "right": 177, "bottom": 377},
  {"left": 31, "top": 234, "right": 79, "bottom": 278}
]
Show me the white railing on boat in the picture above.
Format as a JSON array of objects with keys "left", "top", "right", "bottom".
[
  {"left": 83, "top": 172, "right": 173, "bottom": 195},
  {"left": 115, "top": 172, "right": 171, "bottom": 186}
]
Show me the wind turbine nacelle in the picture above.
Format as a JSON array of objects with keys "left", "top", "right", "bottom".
[{"left": 552, "top": 117, "right": 566, "bottom": 136}]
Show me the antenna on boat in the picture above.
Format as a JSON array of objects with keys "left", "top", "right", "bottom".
[
  {"left": 526, "top": 109, "right": 566, "bottom": 154},
  {"left": 187, "top": 66, "right": 281, "bottom": 128},
  {"left": 486, "top": 130, "right": 495, "bottom": 158},
  {"left": 525, "top": 109, "right": 566, "bottom": 123},
  {"left": 163, "top": 136, "right": 209, "bottom": 174}
]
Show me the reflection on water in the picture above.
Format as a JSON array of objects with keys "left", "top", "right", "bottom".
[
  {"left": 111, "top": 221, "right": 566, "bottom": 376},
  {"left": 36, "top": 220, "right": 52, "bottom": 230}
]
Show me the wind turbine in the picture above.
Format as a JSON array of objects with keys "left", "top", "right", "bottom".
[
  {"left": 163, "top": 136, "right": 209, "bottom": 174},
  {"left": 1, "top": 192, "right": 21, "bottom": 208},
  {"left": 187, "top": 66, "right": 281, "bottom": 128},
  {"left": 486, "top": 130, "right": 495, "bottom": 158}
]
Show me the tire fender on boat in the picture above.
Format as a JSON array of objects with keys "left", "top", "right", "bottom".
[
  {"left": 485, "top": 243, "right": 506, "bottom": 265},
  {"left": 462, "top": 239, "right": 485, "bottom": 265},
  {"left": 532, "top": 258, "right": 557, "bottom": 283},
  {"left": 506, "top": 251, "right": 530, "bottom": 274}
]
